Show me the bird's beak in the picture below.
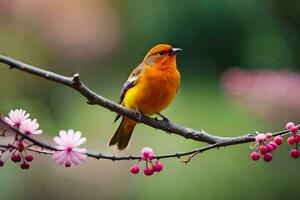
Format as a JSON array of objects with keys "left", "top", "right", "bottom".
[{"left": 168, "top": 48, "right": 183, "bottom": 56}]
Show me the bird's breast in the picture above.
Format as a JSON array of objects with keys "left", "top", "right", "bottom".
[{"left": 123, "top": 67, "right": 180, "bottom": 115}]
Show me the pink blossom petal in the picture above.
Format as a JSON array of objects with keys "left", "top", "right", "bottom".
[
  {"left": 57, "top": 146, "right": 66, "bottom": 151},
  {"left": 74, "top": 152, "right": 87, "bottom": 161},
  {"left": 55, "top": 151, "right": 69, "bottom": 165},
  {"left": 73, "top": 131, "right": 82, "bottom": 143},
  {"left": 59, "top": 130, "right": 68, "bottom": 142},
  {"left": 52, "top": 151, "right": 66, "bottom": 161},
  {"left": 73, "top": 148, "right": 87, "bottom": 154},
  {"left": 53, "top": 136, "right": 64, "bottom": 146},
  {"left": 70, "top": 152, "right": 81, "bottom": 165},
  {"left": 66, "top": 129, "right": 75, "bottom": 146},
  {"left": 24, "top": 113, "right": 30, "bottom": 120},
  {"left": 74, "top": 137, "right": 86, "bottom": 147},
  {"left": 32, "top": 130, "right": 43, "bottom": 134},
  {"left": 4, "top": 117, "right": 14, "bottom": 126}
]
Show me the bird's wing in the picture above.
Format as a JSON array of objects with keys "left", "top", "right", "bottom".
[{"left": 114, "top": 63, "right": 145, "bottom": 122}]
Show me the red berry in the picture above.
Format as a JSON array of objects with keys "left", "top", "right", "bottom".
[
  {"left": 153, "top": 162, "right": 164, "bottom": 172},
  {"left": 25, "top": 154, "right": 34, "bottom": 162},
  {"left": 0, "top": 160, "right": 4, "bottom": 167},
  {"left": 290, "top": 149, "right": 300, "bottom": 158},
  {"left": 263, "top": 153, "right": 272, "bottom": 162},
  {"left": 259, "top": 146, "right": 268, "bottom": 155},
  {"left": 20, "top": 162, "right": 30, "bottom": 169},
  {"left": 130, "top": 165, "right": 140, "bottom": 174},
  {"left": 250, "top": 152, "right": 260, "bottom": 161},
  {"left": 274, "top": 136, "right": 283, "bottom": 145},
  {"left": 266, "top": 144, "right": 274, "bottom": 152},
  {"left": 11, "top": 154, "right": 21, "bottom": 162},
  {"left": 286, "top": 122, "right": 295, "bottom": 129},
  {"left": 287, "top": 137, "right": 295, "bottom": 145},
  {"left": 290, "top": 126, "right": 298, "bottom": 133},
  {"left": 294, "top": 135, "right": 300, "bottom": 143},
  {"left": 269, "top": 142, "right": 278, "bottom": 150},
  {"left": 144, "top": 167, "right": 154, "bottom": 176},
  {"left": 265, "top": 132, "right": 273, "bottom": 138}
]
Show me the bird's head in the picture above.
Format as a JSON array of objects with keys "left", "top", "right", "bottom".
[{"left": 143, "top": 44, "right": 182, "bottom": 67}]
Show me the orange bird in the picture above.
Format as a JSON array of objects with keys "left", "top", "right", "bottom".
[{"left": 109, "top": 44, "right": 182, "bottom": 150}]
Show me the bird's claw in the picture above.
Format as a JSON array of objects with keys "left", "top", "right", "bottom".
[
  {"left": 135, "top": 110, "right": 142, "bottom": 123},
  {"left": 157, "top": 113, "right": 172, "bottom": 131}
]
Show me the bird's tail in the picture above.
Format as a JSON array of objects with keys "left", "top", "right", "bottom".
[{"left": 109, "top": 117, "right": 136, "bottom": 150}]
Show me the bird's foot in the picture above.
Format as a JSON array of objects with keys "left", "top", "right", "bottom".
[
  {"left": 157, "top": 113, "right": 172, "bottom": 130},
  {"left": 135, "top": 110, "right": 142, "bottom": 123}
]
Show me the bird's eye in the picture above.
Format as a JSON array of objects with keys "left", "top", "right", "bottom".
[{"left": 158, "top": 51, "right": 165, "bottom": 56}]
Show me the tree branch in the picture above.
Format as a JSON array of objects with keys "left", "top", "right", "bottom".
[
  {"left": 0, "top": 119, "right": 295, "bottom": 162},
  {"left": 0, "top": 55, "right": 254, "bottom": 145}
]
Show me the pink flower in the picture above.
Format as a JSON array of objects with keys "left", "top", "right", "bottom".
[
  {"left": 19, "top": 119, "right": 43, "bottom": 135},
  {"left": 255, "top": 134, "right": 266, "bottom": 142},
  {"left": 4, "top": 109, "right": 30, "bottom": 127},
  {"left": 141, "top": 147, "right": 154, "bottom": 161},
  {"left": 52, "top": 130, "right": 87, "bottom": 167}
]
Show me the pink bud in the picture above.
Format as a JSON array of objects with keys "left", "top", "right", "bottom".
[
  {"left": 259, "top": 146, "right": 268, "bottom": 155},
  {"left": 130, "top": 165, "right": 140, "bottom": 174},
  {"left": 18, "top": 141, "right": 25, "bottom": 151},
  {"left": 144, "top": 167, "right": 154, "bottom": 176},
  {"left": 290, "top": 126, "right": 298, "bottom": 133},
  {"left": 64, "top": 161, "right": 72, "bottom": 168},
  {"left": 274, "top": 136, "right": 283, "bottom": 145},
  {"left": 255, "top": 134, "right": 266, "bottom": 142},
  {"left": 265, "top": 132, "right": 273, "bottom": 138},
  {"left": 0, "top": 159, "right": 4, "bottom": 167},
  {"left": 290, "top": 149, "right": 300, "bottom": 158},
  {"left": 20, "top": 162, "right": 30, "bottom": 169},
  {"left": 269, "top": 142, "right": 278, "bottom": 150},
  {"left": 142, "top": 156, "right": 148, "bottom": 161},
  {"left": 287, "top": 137, "right": 295, "bottom": 145},
  {"left": 141, "top": 147, "right": 154, "bottom": 158},
  {"left": 263, "top": 153, "right": 272, "bottom": 162},
  {"left": 148, "top": 153, "right": 154, "bottom": 161},
  {"left": 153, "top": 161, "right": 164, "bottom": 172},
  {"left": 25, "top": 154, "right": 34, "bottom": 162},
  {"left": 11, "top": 154, "right": 21, "bottom": 163},
  {"left": 286, "top": 122, "right": 295, "bottom": 129}
]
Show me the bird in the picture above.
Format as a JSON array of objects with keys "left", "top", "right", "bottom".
[{"left": 109, "top": 44, "right": 182, "bottom": 150}]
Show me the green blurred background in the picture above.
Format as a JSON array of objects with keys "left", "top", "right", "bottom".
[{"left": 0, "top": 0, "right": 299, "bottom": 199}]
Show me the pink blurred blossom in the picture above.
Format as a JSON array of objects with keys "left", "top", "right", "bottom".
[
  {"left": 19, "top": 119, "right": 43, "bottom": 135},
  {"left": 4, "top": 109, "right": 30, "bottom": 127},
  {"left": 52, "top": 130, "right": 87, "bottom": 167},
  {"left": 222, "top": 68, "right": 300, "bottom": 122},
  {"left": 0, "top": 0, "right": 120, "bottom": 58}
]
